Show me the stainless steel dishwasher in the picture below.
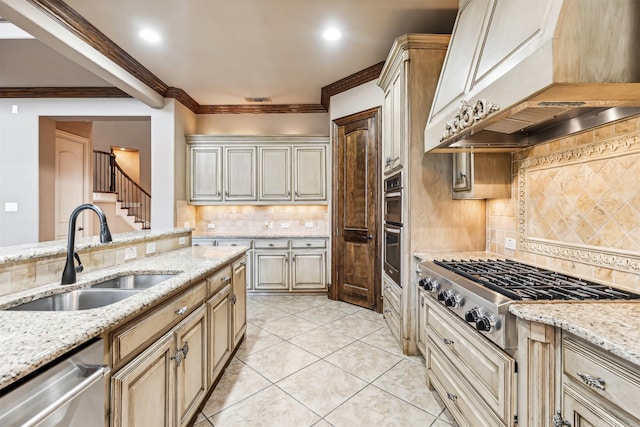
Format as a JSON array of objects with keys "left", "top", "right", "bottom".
[{"left": 0, "top": 339, "right": 109, "bottom": 427}]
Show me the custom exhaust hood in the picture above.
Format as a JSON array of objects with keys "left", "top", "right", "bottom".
[{"left": 424, "top": 0, "right": 640, "bottom": 153}]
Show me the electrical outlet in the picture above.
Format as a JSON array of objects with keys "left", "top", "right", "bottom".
[
  {"left": 281, "top": 223, "right": 290, "bottom": 228},
  {"left": 124, "top": 247, "right": 137, "bottom": 260},
  {"left": 146, "top": 242, "right": 156, "bottom": 254},
  {"left": 305, "top": 221, "right": 313, "bottom": 228},
  {"left": 4, "top": 202, "right": 18, "bottom": 212},
  {"left": 178, "top": 237, "right": 186, "bottom": 245},
  {"left": 207, "top": 223, "right": 216, "bottom": 229},
  {"left": 505, "top": 238, "right": 516, "bottom": 250}
]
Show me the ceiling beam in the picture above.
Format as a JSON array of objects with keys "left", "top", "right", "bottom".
[{"left": 0, "top": 87, "right": 130, "bottom": 98}]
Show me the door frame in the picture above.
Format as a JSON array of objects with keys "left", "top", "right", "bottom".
[{"left": 329, "top": 107, "right": 382, "bottom": 312}]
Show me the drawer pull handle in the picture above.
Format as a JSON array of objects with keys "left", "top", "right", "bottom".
[
  {"left": 180, "top": 341, "right": 190, "bottom": 359},
  {"left": 446, "top": 392, "right": 457, "bottom": 402},
  {"left": 171, "top": 350, "right": 183, "bottom": 367},
  {"left": 443, "top": 338, "right": 454, "bottom": 345},
  {"left": 231, "top": 295, "right": 237, "bottom": 304},
  {"left": 577, "top": 372, "right": 605, "bottom": 390},
  {"left": 175, "top": 306, "right": 188, "bottom": 316},
  {"left": 306, "top": 243, "right": 312, "bottom": 246},
  {"left": 269, "top": 243, "right": 274, "bottom": 247},
  {"left": 222, "top": 276, "right": 231, "bottom": 283},
  {"left": 553, "top": 410, "right": 571, "bottom": 427}
]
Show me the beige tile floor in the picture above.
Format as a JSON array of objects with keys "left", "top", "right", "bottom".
[{"left": 193, "top": 295, "right": 458, "bottom": 427}]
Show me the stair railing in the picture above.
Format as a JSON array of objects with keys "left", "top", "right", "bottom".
[{"left": 93, "top": 150, "right": 151, "bottom": 229}]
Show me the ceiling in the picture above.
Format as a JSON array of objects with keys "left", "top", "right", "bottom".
[{"left": 0, "top": 0, "right": 458, "bottom": 107}]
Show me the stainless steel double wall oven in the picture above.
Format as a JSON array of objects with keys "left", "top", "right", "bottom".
[{"left": 383, "top": 172, "right": 402, "bottom": 285}]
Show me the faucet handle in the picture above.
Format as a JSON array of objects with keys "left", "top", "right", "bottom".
[{"left": 73, "top": 252, "right": 84, "bottom": 273}]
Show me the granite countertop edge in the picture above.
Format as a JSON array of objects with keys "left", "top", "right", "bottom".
[
  {"left": 193, "top": 234, "right": 330, "bottom": 239},
  {"left": 0, "top": 245, "right": 248, "bottom": 390},
  {"left": 510, "top": 302, "right": 640, "bottom": 367}
]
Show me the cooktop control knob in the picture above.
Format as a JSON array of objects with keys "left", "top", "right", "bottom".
[
  {"left": 445, "top": 292, "right": 461, "bottom": 308},
  {"left": 475, "top": 315, "right": 496, "bottom": 332},
  {"left": 465, "top": 308, "right": 481, "bottom": 323},
  {"left": 427, "top": 279, "right": 440, "bottom": 292},
  {"left": 437, "top": 290, "right": 448, "bottom": 302},
  {"left": 418, "top": 278, "right": 430, "bottom": 289}
]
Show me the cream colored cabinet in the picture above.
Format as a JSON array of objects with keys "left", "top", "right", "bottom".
[
  {"left": 291, "top": 250, "right": 325, "bottom": 290},
  {"left": 175, "top": 306, "right": 207, "bottom": 427},
  {"left": 260, "top": 146, "right": 291, "bottom": 201},
  {"left": 382, "top": 73, "right": 403, "bottom": 175},
  {"left": 382, "top": 274, "right": 401, "bottom": 344},
  {"left": 224, "top": 146, "right": 257, "bottom": 202},
  {"left": 293, "top": 145, "right": 326, "bottom": 201},
  {"left": 111, "top": 333, "right": 175, "bottom": 427},
  {"left": 188, "top": 145, "right": 222, "bottom": 202},
  {"left": 425, "top": 297, "right": 515, "bottom": 427},
  {"left": 206, "top": 284, "right": 232, "bottom": 385},
  {"left": 186, "top": 136, "right": 328, "bottom": 205},
  {"left": 254, "top": 250, "right": 289, "bottom": 290},
  {"left": 231, "top": 257, "right": 247, "bottom": 347}
]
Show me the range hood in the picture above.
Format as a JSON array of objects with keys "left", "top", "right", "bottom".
[{"left": 424, "top": 0, "right": 640, "bottom": 153}]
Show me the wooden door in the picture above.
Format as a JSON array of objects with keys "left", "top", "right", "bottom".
[
  {"left": 331, "top": 108, "right": 381, "bottom": 311},
  {"left": 111, "top": 332, "right": 175, "bottom": 427},
  {"left": 175, "top": 305, "right": 207, "bottom": 427},
  {"left": 55, "top": 130, "right": 89, "bottom": 239}
]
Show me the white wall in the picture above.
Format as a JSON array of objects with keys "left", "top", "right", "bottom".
[
  {"left": 329, "top": 81, "right": 384, "bottom": 121},
  {"left": 0, "top": 97, "right": 180, "bottom": 246},
  {"left": 196, "top": 113, "right": 329, "bottom": 136}
]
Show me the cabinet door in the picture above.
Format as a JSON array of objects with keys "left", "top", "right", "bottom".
[
  {"left": 111, "top": 332, "right": 175, "bottom": 427},
  {"left": 562, "top": 383, "right": 629, "bottom": 427},
  {"left": 224, "top": 146, "right": 256, "bottom": 201},
  {"left": 189, "top": 146, "right": 222, "bottom": 202},
  {"left": 254, "top": 250, "right": 289, "bottom": 290},
  {"left": 207, "top": 284, "right": 232, "bottom": 385},
  {"left": 390, "top": 72, "right": 403, "bottom": 172},
  {"left": 175, "top": 305, "right": 207, "bottom": 427},
  {"left": 231, "top": 258, "right": 247, "bottom": 347},
  {"left": 291, "top": 250, "right": 326, "bottom": 290},
  {"left": 382, "top": 88, "right": 394, "bottom": 174},
  {"left": 259, "top": 146, "right": 291, "bottom": 201},
  {"left": 293, "top": 145, "right": 326, "bottom": 201}
]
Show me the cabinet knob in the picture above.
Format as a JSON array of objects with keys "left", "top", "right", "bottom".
[
  {"left": 175, "top": 306, "right": 188, "bottom": 316},
  {"left": 231, "top": 294, "right": 237, "bottom": 304},
  {"left": 180, "top": 341, "right": 189, "bottom": 359},
  {"left": 171, "top": 350, "right": 183, "bottom": 367},
  {"left": 295, "top": 191, "right": 299, "bottom": 197},
  {"left": 446, "top": 392, "right": 457, "bottom": 402},
  {"left": 222, "top": 276, "right": 230, "bottom": 283},
  {"left": 225, "top": 191, "right": 229, "bottom": 197},
  {"left": 443, "top": 338, "right": 454, "bottom": 345},
  {"left": 553, "top": 410, "right": 571, "bottom": 427}
]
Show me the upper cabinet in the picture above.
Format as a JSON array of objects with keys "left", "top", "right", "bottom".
[{"left": 187, "top": 135, "right": 328, "bottom": 205}]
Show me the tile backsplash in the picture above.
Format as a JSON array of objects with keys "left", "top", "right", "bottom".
[
  {"left": 190, "top": 205, "right": 329, "bottom": 237},
  {"left": 487, "top": 115, "right": 640, "bottom": 291}
]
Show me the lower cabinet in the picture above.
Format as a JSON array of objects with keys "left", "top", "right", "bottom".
[
  {"left": 110, "top": 257, "right": 247, "bottom": 427},
  {"left": 382, "top": 274, "right": 401, "bottom": 345},
  {"left": 417, "top": 288, "right": 428, "bottom": 357}
]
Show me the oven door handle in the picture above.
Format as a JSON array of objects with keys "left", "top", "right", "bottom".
[
  {"left": 385, "top": 191, "right": 402, "bottom": 198},
  {"left": 384, "top": 227, "right": 401, "bottom": 235}
]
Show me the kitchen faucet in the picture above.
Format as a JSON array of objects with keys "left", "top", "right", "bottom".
[{"left": 61, "top": 204, "right": 112, "bottom": 284}]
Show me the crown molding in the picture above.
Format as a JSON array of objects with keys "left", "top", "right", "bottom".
[
  {"left": 320, "top": 61, "right": 385, "bottom": 110},
  {"left": 165, "top": 87, "right": 199, "bottom": 114},
  {"left": 197, "top": 104, "right": 327, "bottom": 114},
  {"left": 0, "top": 87, "right": 130, "bottom": 98}
]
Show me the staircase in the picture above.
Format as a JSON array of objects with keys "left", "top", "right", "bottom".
[{"left": 93, "top": 150, "right": 151, "bottom": 229}]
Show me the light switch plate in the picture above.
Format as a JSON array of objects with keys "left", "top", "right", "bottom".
[
  {"left": 281, "top": 223, "right": 290, "bottom": 228},
  {"left": 207, "top": 223, "right": 216, "bottom": 229},
  {"left": 4, "top": 202, "right": 18, "bottom": 212},
  {"left": 146, "top": 242, "right": 156, "bottom": 254},
  {"left": 124, "top": 247, "right": 137, "bottom": 260},
  {"left": 505, "top": 238, "right": 516, "bottom": 250}
]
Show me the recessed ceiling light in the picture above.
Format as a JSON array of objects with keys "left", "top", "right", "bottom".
[
  {"left": 323, "top": 28, "right": 342, "bottom": 41},
  {"left": 138, "top": 28, "right": 161, "bottom": 43}
]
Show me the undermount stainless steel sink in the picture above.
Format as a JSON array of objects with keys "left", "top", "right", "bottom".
[
  {"left": 89, "top": 273, "right": 177, "bottom": 290},
  {"left": 6, "top": 289, "right": 141, "bottom": 311}
]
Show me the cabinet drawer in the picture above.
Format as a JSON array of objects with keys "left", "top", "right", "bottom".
[
  {"left": 291, "top": 239, "right": 326, "bottom": 249},
  {"left": 563, "top": 334, "right": 640, "bottom": 420},
  {"left": 112, "top": 281, "right": 207, "bottom": 365},
  {"left": 216, "top": 239, "right": 253, "bottom": 247},
  {"left": 428, "top": 339, "right": 506, "bottom": 427},
  {"left": 426, "top": 298, "right": 514, "bottom": 424},
  {"left": 254, "top": 239, "right": 289, "bottom": 249},
  {"left": 207, "top": 265, "right": 232, "bottom": 295},
  {"left": 382, "top": 275, "right": 401, "bottom": 313}
]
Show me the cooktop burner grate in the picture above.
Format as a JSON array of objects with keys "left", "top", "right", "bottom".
[{"left": 433, "top": 259, "right": 640, "bottom": 301}]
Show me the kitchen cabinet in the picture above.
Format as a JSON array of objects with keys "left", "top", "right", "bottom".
[
  {"left": 186, "top": 135, "right": 328, "bottom": 205},
  {"left": 382, "top": 71, "right": 403, "bottom": 174},
  {"left": 224, "top": 146, "right": 257, "bottom": 201},
  {"left": 425, "top": 296, "right": 515, "bottom": 426},
  {"left": 253, "top": 238, "right": 328, "bottom": 293},
  {"left": 516, "top": 321, "right": 640, "bottom": 427},
  {"left": 417, "top": 289, "right": 427, "bottom": 357},
  {"left": 452, "top": 152, "right": 511, "bottom": 199},
  {"left": 189, "top": 146, "right": 222, "bottom": 202},
  {"left": 231, "top": 257, "right": 247, "bottom": 347},
  {"left": 424, "top": 0, "right": 563, "bottom": 151},
  {"left": 293, "top": 145, "right": 327, "bottom": 201},
  {"left": 259, "top": 146, "right": 291, "bottom": 201},
  {"left": 382, "top": 274, "right": 401, "bottom": 344}
]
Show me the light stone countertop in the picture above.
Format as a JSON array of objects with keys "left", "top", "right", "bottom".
[
  {"left": 193, "top": 234, "right": 329, "bottom": 240},
  {"left": 0, "top": 245, "right": 248, "bottom": 390},
  {"left": 413, "top": 250, "right": 501, "bottom": 262},
  {"left": 0, "top": 228, "right": 192, "bottom": 264},
  {"left": 510, "top": 302, "right": 640, "bottom": 366}
]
